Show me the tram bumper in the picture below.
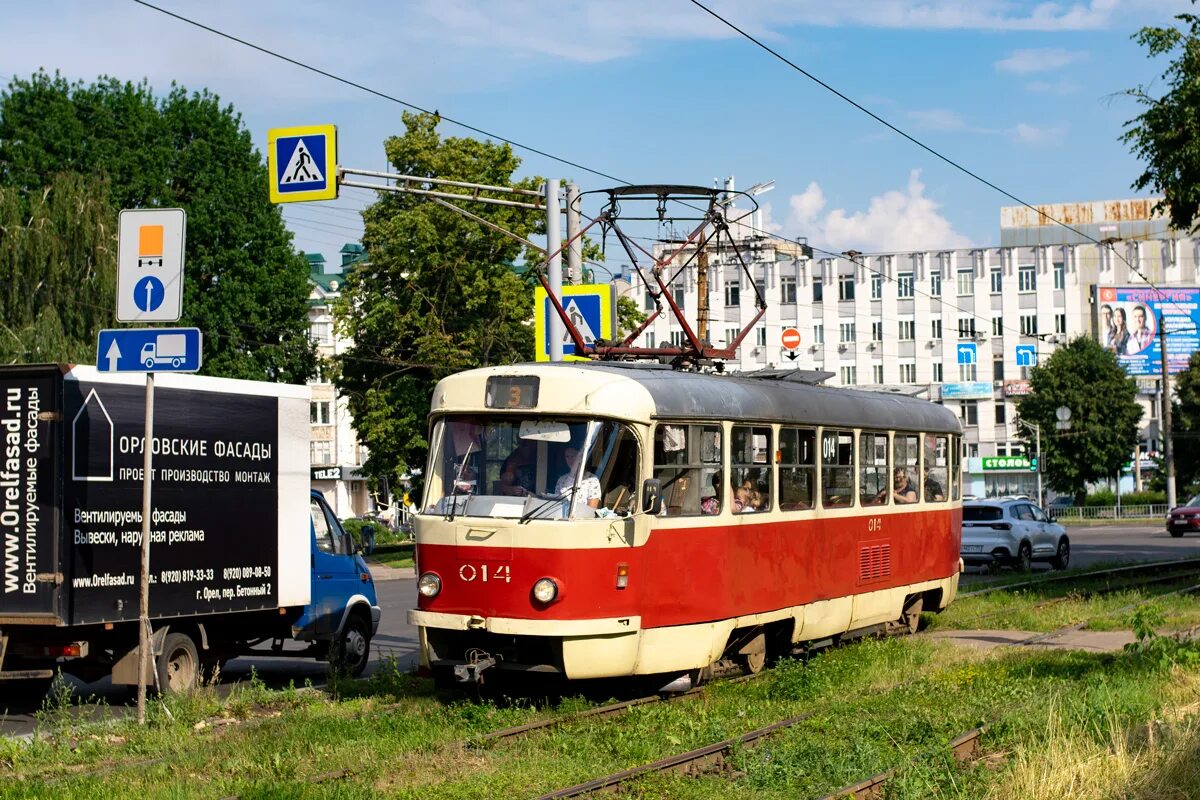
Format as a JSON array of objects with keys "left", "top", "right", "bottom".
[{"left": 409, "top": 610, "right": 642, "bottom": 679}]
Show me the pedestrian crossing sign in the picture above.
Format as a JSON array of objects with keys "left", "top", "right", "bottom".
[
  {"left": 267, "top": 124, "right": 338, "bottom": 203},
  {"left": 534, "top": 284, "right": 615, "bottom": 361}
]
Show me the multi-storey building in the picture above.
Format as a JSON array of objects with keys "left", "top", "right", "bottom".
[
  {"left": 629, "top": 198, "right": 1194, "bottom": 498},
  {"left": 307, "top": 244, "right": 373, "bottom": 518}
]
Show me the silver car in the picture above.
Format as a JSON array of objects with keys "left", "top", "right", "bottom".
[{"left": 961, "top": 498, "right": 1070, "bottom": 571}]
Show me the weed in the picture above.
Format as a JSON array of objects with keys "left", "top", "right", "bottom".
[{"left": 1124, "top": 603, "right": 1200, "bottom": 670}]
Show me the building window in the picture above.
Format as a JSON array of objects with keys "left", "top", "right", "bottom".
[
  {"left": 872, "top": 321, "right": 884, "bottom": 342},
  {"left": 930, "top": 271, "right": 942, "bottom": 297},
  {"left": 1018, "top": 265, "right": 1036, "bottom": 292},
  {"left": 959, "top": 363, "right": 977, "bottom": 381},
  {"left": 756, "top": 326, "right": 767, "bottom": 346},
  {"left": 839, "top": 274, "right": 855, "bottom": 301},
  {"left": 1020, "top": 315, "right": 1038, "bottom": 336},
  {"left": 990, "top": 267, "right": 1003, "bottom": 294},
  {"left": 645, "top": 331, "right": 655, "bottom": 348},
  {"left": 724, "top": 280, "right": 740, "bottom": 306},
  {"left": 813, "top": 323, "right": 825, "bottom": 344},
  {"left": 899, "top": 363, "right": 917, "bottom": 383},
  {"left": 992, "top": 316, "right": 1003, "bottom": 337},
  {"left": 813, "top": 277, "right": 823, "bottom": 303},
  {"left": 899, "top": 320, "right": 915, "bottom": 340},
  {"left": 995, "top": 401, "right": 1007, "bottom": 424},
  {"left": 310, "top": 439, "right": 333, "bottom": 465},
  {"left": 897, "top": 272, "right": 914, "bottom": 299},
  {"left": 932, "top": 362, "right": 943, "bottom": 383},
  {"left": 993, "top": 357, "right": 1004, "bottom": 381},
  {"left": 840, "top": 366, "right": 857, "bottom": 385},
  {"left": 1055, "top": 313, "right": 1067, "bottom": 334},
  {"left": 873, "top": 364, "right": 884, "bottom": 383},
  {"left": 968, "top": 442, "right": 980, "bottom": 458},
  {"left": 670, "top": 330, "right": 686, "bottom": 347},
  {"left": 673, "top": 283, "right": 686, "bottom": 306},
  {"left": 310, "top": 322, "right": 331, "bottom": 344},
  {"left": 645, "top": 289, "right": 655, "bottom": 311},
  {"left": 724, "top": 328, "right": 737, "bottom": 346},
  {"left": 957, "top": 317, "right": 977, "bottom": 339},
  {"left": 931, "top": 319, "right": 943, "bottom": 340},
  {"left": 780, "top": 276, "right": 797, "bottom": 304},
  {"left": 961, "top": 402, "right": 978, "bottom": 426},
  {"left": 754, "top": 280, "right": 766, "bottom": 301},
  {"left": 311, "top": 401, "right": 331, "bottom": 425},
  {"left": 956, "top": 269, "right": 975, "bottom": 296},
  {"left": 871, "top": 273, "right": 882, "bottom": 299},
  {"left": 840, "top": 322, "right": 856, "bottom": 343},
  {"left": 1053, "top": 261, "right": 1065, "bottom": 290}
]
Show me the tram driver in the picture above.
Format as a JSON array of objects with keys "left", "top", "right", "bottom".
[{"left": 556, "top": 446, "right": 602, "bottom": 510}]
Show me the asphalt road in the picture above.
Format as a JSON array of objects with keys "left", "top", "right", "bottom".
[{"left": 5, "top": 525, "right": 1199, "bottom": 737}]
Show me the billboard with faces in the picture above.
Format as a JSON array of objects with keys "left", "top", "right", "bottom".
[{"left": 1097, "top": 286, "right": 1200, "bottom": 376}]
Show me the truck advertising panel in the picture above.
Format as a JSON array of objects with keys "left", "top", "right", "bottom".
[
  {"left": 66, "top": 377, "right": 281, "bottom": 624},
  {"left": 1097, "top": 286, "right": 1200, "bottom": 376},
  {"left": 0, "top": 368, "right": 62, "bottom": 618}
]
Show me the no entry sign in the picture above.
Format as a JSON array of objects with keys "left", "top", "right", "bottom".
[{"left": 781, "top": 327, "right": 802, "bottom": 350}]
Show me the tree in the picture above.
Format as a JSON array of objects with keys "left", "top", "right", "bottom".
[
  {"left": 0, "top": 71, "right": 315, "bottom": 382},
  {"left": 0, "top": 173, "right": 116, "bottom": 363},
  {"left": 616, "top": 296, "right": 647, "bottom": 340},
  {"left": 1168, "top": 350, "right": 1200, "bottom": 488},
  {"left": 335, "top": 113, "right": 542, "bottom": 481},
  {"left": 1015, "top": 337, "right": 1143, "bottom": 500},
  {"left": 1122, "top": 5, "right": 1200, "bottom": 232}
]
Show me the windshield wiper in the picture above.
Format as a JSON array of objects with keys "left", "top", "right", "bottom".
[
  {"left": 446, "top": 441, "right": 475, "bottom": 522},
  {"left": 519, "top": 488, "right": 571, "bottom": 523}
]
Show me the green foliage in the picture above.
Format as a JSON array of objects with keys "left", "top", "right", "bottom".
[
  {"left": 0, "top": 71, "right": 315, "bottom": 382},
  {"left": 616, "top": 295, "right": 647, "bottom": 339},
  {"left": 335, "top": 112, "right": 542, "bottom": 480},
  {"left": 1122, "top": 6, "right": 1200, "bottom": 231},
  {"left": 0, "top": 173, "right": 116, "bottom": 363},
  {"left": 1125, "top": 602, "right": 1200, "bottom": 669},
  {"left": 1170, "top": 350, "right": 1200, "bottom": 487},
  {"left": 1015, "top": 336, "right": 1142, "bottom": 497}
]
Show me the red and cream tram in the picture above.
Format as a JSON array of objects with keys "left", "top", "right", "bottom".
[{"left": 409, "top": 362, "right": 962, "bottom": 687}]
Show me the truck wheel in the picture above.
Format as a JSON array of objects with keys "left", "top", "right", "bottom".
[
  {"left": 171, "top": 357, "right": 181, "bottom": 368},
  {"left": 330, "top": 614, "right": 371, "bottom": 677},
  {"left": 156, "top": 632, "right": 200, "bottom": 694},
  {"left": 144, "top": 358, "right": 155, "bottom": 369}
]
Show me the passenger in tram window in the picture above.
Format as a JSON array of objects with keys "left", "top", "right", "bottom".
[
  {"left": 555, "top": 446, "right": 601, "bottom": 509},
  {"left": 700, "top": 471, "right": 722, "bottom": 515},
  {"left": 733, "top": 480, "right": 754, "bottom": 513},
  {"left": 891, "top": 468, "right": 918, "bottom": 504},
  {"left": 923, "top": 466, "right": 945, "bottom": 502},
  {"left": 751, "top": 481, "right": 770, "bottom": 511}
]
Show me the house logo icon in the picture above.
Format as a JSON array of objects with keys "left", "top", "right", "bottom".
[{"left": 72, "top": 389, "right": 113, "bottom": 482}]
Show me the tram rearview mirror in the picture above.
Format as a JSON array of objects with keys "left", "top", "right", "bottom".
[
  {"left": 642, "top": 478, "right": 663, "bottom": 515},
  {"left": 519, "top": 420, "right": 571, "bottom": 442}
]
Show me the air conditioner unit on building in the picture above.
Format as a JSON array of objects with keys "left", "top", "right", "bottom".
[
  {"left": 866, "top": 342, "right": 876, "bottom": 350},
  {"left": 809, "top": 345, "right": 819, "bottom": 353},
  {"left": 993, "top": 380, "right": 1004, "bottom": 388},
  {"left": 838, "top": 344, "right": 848, "bottom": 352}
]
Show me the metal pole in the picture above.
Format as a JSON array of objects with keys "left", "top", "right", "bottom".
[
  {"left": 1160, "top": 313, "right": 1176, "bottom": 509},
  {"left": 136, "top": 373, "right": 155, "bottom": 724},
  {"left": 566, "top": 183, "right": 581, "bottom": 285},
  {"left": 1035, "top": 422, "right": 1043, "bottom": 509},
  {"left": 547, "top": 179, "right": 564, "bottom": 362}
]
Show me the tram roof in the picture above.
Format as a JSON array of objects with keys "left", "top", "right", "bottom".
[{"left": 527, "top": 363, "right": 962, "bottom": 434}]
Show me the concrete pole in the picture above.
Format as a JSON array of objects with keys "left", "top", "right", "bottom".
[
  {"left": 1160, "top": 313, "right": 1176, "bottom": 508},
  {"left": 547, "top": 179, "right": 564, "bottom": 362},
  {"left": 566, "top": 183, "right": 581, "bottom": 285}
]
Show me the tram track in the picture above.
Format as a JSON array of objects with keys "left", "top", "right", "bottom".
[{"left": 959, "top": 557, "right": 1200, "bottom": 599}]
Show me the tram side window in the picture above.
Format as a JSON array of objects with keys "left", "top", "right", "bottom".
[
  {"left": 732, "top": 425, "right": 773, "bottom": 513},
  {"left": 859, "top": 432, "right": 890, "bottom": 506},
  {"left": 654, "top": 423, "right": 722, "bottom": 516},
  {"left": 779, "top": 427, "right": 815, "bottom": 511},
  {"left": 894, "top": 434, "right": 920, "bottom": 502},
  {"left": 924, "top": 434, "right": 949, "bottom": 503},
  {"left": 822, "top": 430, "right": 855, "bottom": 508},
  {"left": 951, "top": 436, "right": 961, "bottom": 501}
]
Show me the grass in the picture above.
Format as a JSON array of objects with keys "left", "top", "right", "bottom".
[
  {"left": 367, "top": 542, "right": 414, "bottom": 570},
  {"left": 6, "top": 592, "right": 1200, "bottom": 798}
]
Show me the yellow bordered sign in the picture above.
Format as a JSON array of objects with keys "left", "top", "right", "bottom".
[
  {"left": 267, "top": 124, "right": 338, "bottom": 203},
  {"left": 533, "top": 284, "right": 615, "bottom": 362}
]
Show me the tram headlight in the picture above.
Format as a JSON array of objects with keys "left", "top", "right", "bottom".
[
  {"left": 532, "top": 577, "right": 559, "bottom": 604},
  {"left": 418, "top": 572, "right": 442, "bottom": 598}
]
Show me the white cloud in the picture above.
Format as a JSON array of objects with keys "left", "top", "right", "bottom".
[
  {"left": 784, "top": 171, "right": 973, "bottom": 252},
  {"left": 1014, "top": 122, "right": 1068, "bottom": 145},
  {"left": 1024, "top": 78, "right": 1082, "bottom": 94},
  {"left": 995, "top": 47, "right": 1088, "bottom": 74},
  {"left": 906, "top": 109, "right": 968, "bottom": 131}
]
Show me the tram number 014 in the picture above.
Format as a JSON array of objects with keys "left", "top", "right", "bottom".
[
  {"left": 458, "top": 564, "right": 512, "bottom": 583},
  {"left": 867, "top": 517, "right": 884, "bottom": 533}
]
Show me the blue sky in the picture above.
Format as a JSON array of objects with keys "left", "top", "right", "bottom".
[{"left": 0, "top": 0, "right": 1192, "bottom": 267}]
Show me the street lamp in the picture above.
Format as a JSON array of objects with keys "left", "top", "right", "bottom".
[{"left": 1015, "top": 417, "right": 1043, "bottom": 508}]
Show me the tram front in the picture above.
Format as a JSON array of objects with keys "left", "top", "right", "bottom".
[{"left": 408, "top": 367, "right": 654, "bottom": 686}]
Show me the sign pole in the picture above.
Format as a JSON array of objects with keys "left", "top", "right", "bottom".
[
  {"left": 136, "top": 373, "right": 155, "bottom": 724},
  {"left": 1159, "top": 313, "right": 1176, "bottom": 509},
  {"left": 546, "top": 179, "right": 563, "bottom": 362}
]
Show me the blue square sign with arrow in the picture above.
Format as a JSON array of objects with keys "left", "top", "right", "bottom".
[
  {"left": 956, "top": 342, "right": 977, "bottom": 365},
  {"left": 97, "top": 328, "right": 203, "bottom": 373},
  {"left": 1015, "top": 344, "right": 1037, "bottom": 367}
]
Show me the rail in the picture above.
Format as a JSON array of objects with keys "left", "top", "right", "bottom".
[{"left": 1054, "top": 504, "right": 1168, "bottom": 520}]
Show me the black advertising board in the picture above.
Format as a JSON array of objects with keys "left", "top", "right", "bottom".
[
  {"left": 0, "top": 366, "right": 63, "bottom": 620},
  {"left": 66, "top": 377, "right": 281, "bottom": 625}
]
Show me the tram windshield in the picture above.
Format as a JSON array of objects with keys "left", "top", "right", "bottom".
[{"left": 422, "top": 415, "right": 640, "bottom": 520}]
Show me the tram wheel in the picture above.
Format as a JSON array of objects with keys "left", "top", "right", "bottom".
[
  {"left": 736, "top": 631, "right": 767, "bottom": 675},
  {"left": 901, "top": 597, "right": 924, "bottom": 634}
]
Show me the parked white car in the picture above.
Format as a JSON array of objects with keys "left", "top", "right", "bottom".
[{"left": 961, "top": 498, "right": 1070, "bottom": 571}]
